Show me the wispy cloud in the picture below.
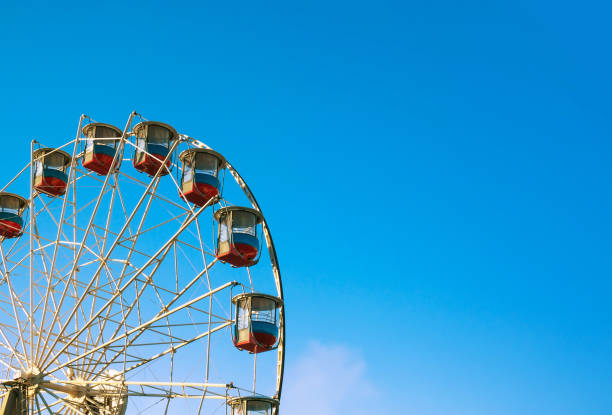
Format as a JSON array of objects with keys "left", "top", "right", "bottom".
[{"left": 281, "top": 341, "right": 379, "bottom": 415}]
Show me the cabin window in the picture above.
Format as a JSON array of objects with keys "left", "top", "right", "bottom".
[
  {"left": 44, "top": 152, "right": 68, "bottom": 171},
  {"left": 182, "top": 160, "right": 194, "bottom": 183},
  {"left": 35, "top": 160, "right": 44, "bottom": 178},
  {"left": 219, "top": 222, "right": 230, "bottom": 243},
  {"left": 250, "top": 297, "right": 276, "bottom": 324},
  {"left": 147, "top": 125, "right": 172, "bottom": 144},
  {"left": 232, "top": 212, "right": 257, "bottom": 236},
  {"left": 247, "top": 401, "right": 274, "bottom": 415},
  {"left": 194, "top": 153, "right": 220, "bottom": 176},
  {"left": 237, "top": 302, "right": 250, "bottom": 330}
]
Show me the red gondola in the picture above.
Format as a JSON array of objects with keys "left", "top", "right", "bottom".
[
  {"left": 227, "top": 397, "right": 279, "bottom": 415},
  {"left": 232, "top": 293, "right": 282, "bottom": 353},
  {"left": 214, "top": 207, "right": 263, "bottom": 267},
  {"left": 132, "top": 121, "right": 177, "bottom": 177},
  {"left": 82, "top": 123, "right": 122, "bottom": 175},
  {"left": 0, "top": 193, "right": 27, "bottom": 238},
  {"left": 33, "top": 148, "right": 71, "bottom": 197},
  {"left": 179, "top": 148, "right": 225, "bottom": 206}
]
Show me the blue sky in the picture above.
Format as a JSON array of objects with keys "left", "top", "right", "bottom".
[{"left": 1, "top": 1, "right": 611, "bottom": 414}]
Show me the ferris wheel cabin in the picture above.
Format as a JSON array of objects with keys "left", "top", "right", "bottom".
[
  {"left": 232, "top": 293, "right": 282, "bottom": 353},
  {"left": 132, "top": 121, "right": 178, "bottom": 177},
  {"left": 214, "top": 206, "right": 263, "bottom": 267},
  {"left": 179, "top": 148, "right": 225, "bottom": 206},
  {"left": 227, "top": 396, "right": 279, "bottom": 415},
  {"left": 33, "top": 148, "right": 71, "bottom": 196},
  {"left": 82, "top": 123, "right": 122, "bottom": 175},
  {"left": 0, "top": 193, "right": 27, "bottom": 238}
]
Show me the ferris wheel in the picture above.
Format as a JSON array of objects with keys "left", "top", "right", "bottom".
[{"left": 0, "top": 112, "right": 285, "bottom": 415}]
